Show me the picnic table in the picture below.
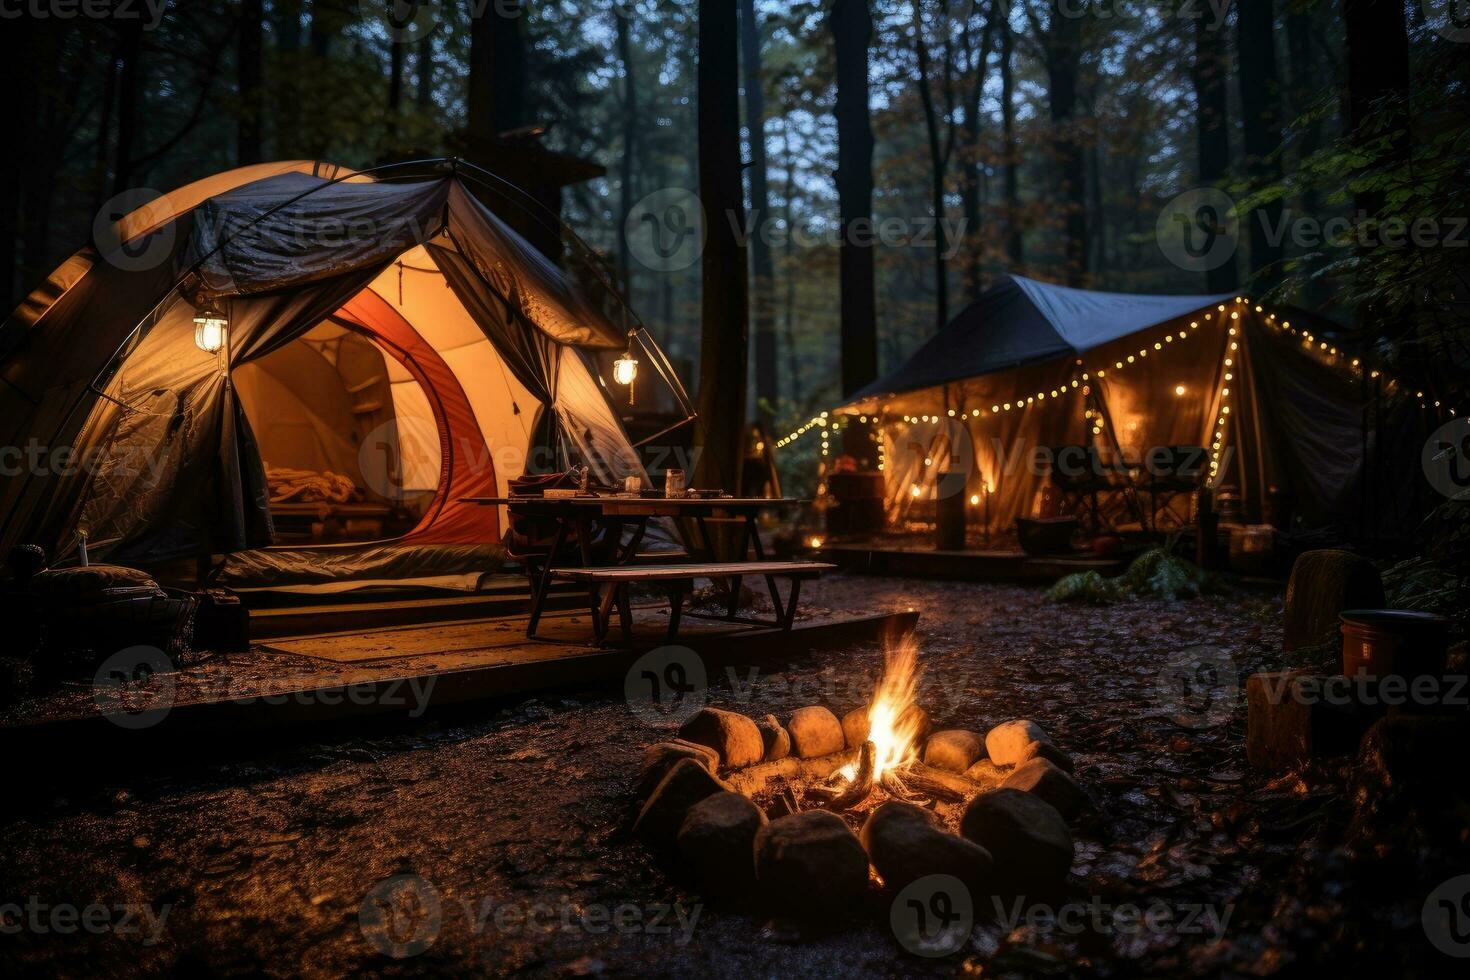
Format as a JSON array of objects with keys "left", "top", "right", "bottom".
[{"left": 460, "top": 494, "right": 832, "bottom": 644}]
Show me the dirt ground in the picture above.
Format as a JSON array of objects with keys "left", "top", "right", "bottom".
[{"left": 0, "top": 573, "right": 1452, "bottom": 978}]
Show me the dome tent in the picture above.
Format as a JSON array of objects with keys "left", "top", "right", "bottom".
[
  {"left": 0, "top": 160, "right": 689, "bottom": 586},
  {"left": 838, "top": 275, "right": 1369, "bottom": 535}
]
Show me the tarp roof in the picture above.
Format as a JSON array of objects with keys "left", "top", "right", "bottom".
[{"left": 850, "top": 275, "right": 1237, "bottom": 402}]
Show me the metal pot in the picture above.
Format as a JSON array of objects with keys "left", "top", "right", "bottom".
[{"left": 1339, "top": 609, "right": 1451, "bottom": 716}]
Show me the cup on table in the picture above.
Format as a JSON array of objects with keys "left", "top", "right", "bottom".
[
  {"left": 623, "top": 475, "right": 642, "bottom": 495},
  {"left": 664, "top": 469, "right": 685, "bottom": 498}
]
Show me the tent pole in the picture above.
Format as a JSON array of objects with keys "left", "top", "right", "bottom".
[{"left": 631, "top": 415, "right": 698, "bottom": 451}]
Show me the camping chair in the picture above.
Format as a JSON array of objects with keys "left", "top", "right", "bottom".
[
  {"left": 1047, "top": 445, "right": 1109, "bottom": 532},
  {"left": 1139, "top": 445, "right": 1207, "bottom": 531}
]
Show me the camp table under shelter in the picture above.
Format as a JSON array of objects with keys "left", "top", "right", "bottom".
[{"left": 462, "top": 495, "right": 831, "bottom": 644}]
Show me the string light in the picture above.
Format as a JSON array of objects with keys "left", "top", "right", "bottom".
[{"left": 800, "top": 296, "right": 1455, "bottom": 492}]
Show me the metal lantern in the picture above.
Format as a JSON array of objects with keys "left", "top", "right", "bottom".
[
  {"left": 613, "top": 344, "right": 638, "bottom": 405},
  {"left": 193, "top": 304, "right": 229, "bottom": 354},
  {"left": 613, "top": 348, "right": 639, "bottom": 386}
]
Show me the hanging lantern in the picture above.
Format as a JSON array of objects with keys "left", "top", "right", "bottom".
[
  {"left": 613, "top": 348, "right": 639, "bottom": 386},
  {"left": 613, "top": 338, "right": 639, "bottom": 406},
  {"left": 193, "top": 304, "right": 228, "bottom": 354}
]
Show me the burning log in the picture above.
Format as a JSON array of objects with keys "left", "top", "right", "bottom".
[
  {"left": 892, "top": 762, "right": 988, "bottom": 803},
  {"left": 819, "top": 740, "right": 876, "bottom": 811},
  {"left": 723, "top": 747, "right": 858, "bottom": 797},
  {"left": 878, "top": 770, "right": 927, "bottom": 804}
]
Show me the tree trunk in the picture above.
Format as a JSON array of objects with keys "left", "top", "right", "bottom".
[
  {"left": 958, "top": 3, "right": 997, "bottom": 301},
  {"left": 830, "top": 0, "right": 878, "bottom": 398},
  {"left": 780, "top": 119, "right": 803, "bottom": 401},
  {"left": 238, "top": 0, "right": 264, "bottom": 165},
  {"left": 388, "top": 35, "right": 405, "bottom": 147},
  {"left": 303, "top": 0, "right": 343, "bottom": 158},
  {"left": 1045, "top": 15, "right": 1086, "bottom": 285},
  {"left": 1340, "top": 0, "right": 1411, "bottom": 328},
  {"left": 693, "top": 0, "right": 749, "bottom": 493},
  {"left": 91, "top": 27, "right": 120, "bottom": 214},
  {"left": 1284, "top": 6, "right": 1324, "bottom": 306},
  {"left": 912, "top": 0, "right": 949, "bottom": 330},
  {"left": 0, "top": 16, "right": 34, "bottom": 308},
  {"left": 274, "top": 0, "right": 302, "bottom": 156},
  {"left": 469, "top": 0, "right": 526, "bottom": 137},
  {"left": 111, "top": 17, "right": 144, "bottom": 194},
  {"left": 1236, "top": 0, "right": 1283, "bottom": 289},
  {"left": 309, "top": 0, "right": 338, "bottom": 57},
  {"left": 1194, "top": 13, "right": 1238, "bottom": 292},
  {"left": 616, "top": 9, "right": 638, "bottom": 293},
  {"left": 416, "top": 35, "right": 434, "bottom": 109},
  {"left": 740, "top": 0, "right": 778, "bottom": 433},
  {"left": 1000, "top": 4, "right": 1021, "bottom": 268}
]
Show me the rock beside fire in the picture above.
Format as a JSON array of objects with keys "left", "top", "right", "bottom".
[
  {"left": 860, "top": 801, "right": 995, "bottom": 895},
  {"left": 786, "top": 706, "right": 846, "bottom": 759},
  {"left": 636, "top": 741, "right": 718, "bottom": 800},
  {"left": 963, "top": 759, "right": 1007, "bottom": 788},
  {"left": 677, "top": 791, "right": 767, "bottom": 896},
  {"left": 1000, "top": 758, "right": 1087, "bottom": 820},
  {"left": 678, "top": 708, "right": 765, "bottom": 768},
  {"left": 634, "top": 758, "right": 732, "bottom": 844},
  {"left": 1016, "top": 738, "right": 1074, "bottom": 774},
  {"left": 924, "top": 730, "right": 985, "bottom": 773},
  {"left": 756, "top": 715, "right": 792, "bottom": 762},
  {"left": 985, "top": 719, "right": 1052, "bottom": 766},
  {"left": 842, "top": 706, "right": 870, "bottom": 748},
  {"left": 959, "top": 789, "right": 1074, "bottom": 894},
  {"left": 754, "top": 810, "right": 870, "bottom": 918}
]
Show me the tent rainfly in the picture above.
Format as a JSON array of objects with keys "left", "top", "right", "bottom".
[
  {"left": 0, "top": 160, "right": 690, "bottom": 586},
  {"left": 831, "top": 275, "right": 1371, "bottom": 533}
]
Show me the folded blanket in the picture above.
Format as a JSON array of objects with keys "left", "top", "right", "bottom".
[{"left": 266, "top": 465, "right": 361, "bottom": 504}]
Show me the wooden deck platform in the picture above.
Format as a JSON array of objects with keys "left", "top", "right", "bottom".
[
  {"left": 816, "top": 543, "right": 1128, "bottom": 583},
  {"left": 245, "top": 579, "right": 586, "bottom": 640},
  {"left": 2, "top": 604, "right": 918, "bottom": 784}
]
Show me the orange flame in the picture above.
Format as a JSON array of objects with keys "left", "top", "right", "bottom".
[{"left": 864, "top": 636, "right": 924, "bottom": 780}]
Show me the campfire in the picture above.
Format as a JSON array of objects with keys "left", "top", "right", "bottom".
[
  {"left": 633, "top": 637, "right": 1083, "bottom": 926},
  {"left": 802, "top": 638, "right": 969, "bottom": 813}
]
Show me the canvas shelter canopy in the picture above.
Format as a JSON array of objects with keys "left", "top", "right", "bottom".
[
  {"left": 0, "top": 162, "right": 671, "bottom": 585},
  {"left": 840, "top": 276, "right": 1366, "bottom": 533}
]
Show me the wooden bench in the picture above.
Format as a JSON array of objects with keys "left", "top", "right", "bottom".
[{"left": 550, "top": 561, "right": 834, "bottom": 643}]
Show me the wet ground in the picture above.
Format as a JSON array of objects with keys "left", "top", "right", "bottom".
[{"left": 0, "top": 573, "right": 1442, "bottom": 977}]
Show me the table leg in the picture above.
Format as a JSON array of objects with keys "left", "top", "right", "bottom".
[
  {"left": 694, "top": 513, "right": 736, "bottom": 607},
  {"left": 617, "top": 584, "right": 634, "bottom": 646},
  {"left": 666, "top": 584, "right": 684, "bottom": 640},
  {"left": 527, "top": 520, "right": 569, "bottom": 639},
  {"left": 745, "top": 514, "right": 785, "bottom": 623},
  {"left": 781, "top": 577, "right": 802, "bottom": 631},
  {"left": 576, "top": 516, "right": 601, "bottom": 638},
  {"left": 618, "top": 518, "right": 648, "bottom": 565},
  {"left": 597, "top": 581, "right": 621, "bottom": 645}
]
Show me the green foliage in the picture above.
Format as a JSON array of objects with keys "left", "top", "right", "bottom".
[
  {"left": 1381, "top": 557, "right": 1461, "bottom": 617},
  {"left": 1046, "top": 546, "right": 1214, "bottom": 604},
  {"left": 1261, "top": 35, "right": 1469, "bottom": 410},
  {"left": 1044, "top": 570, "right": 1115, "bottom": 604}
]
